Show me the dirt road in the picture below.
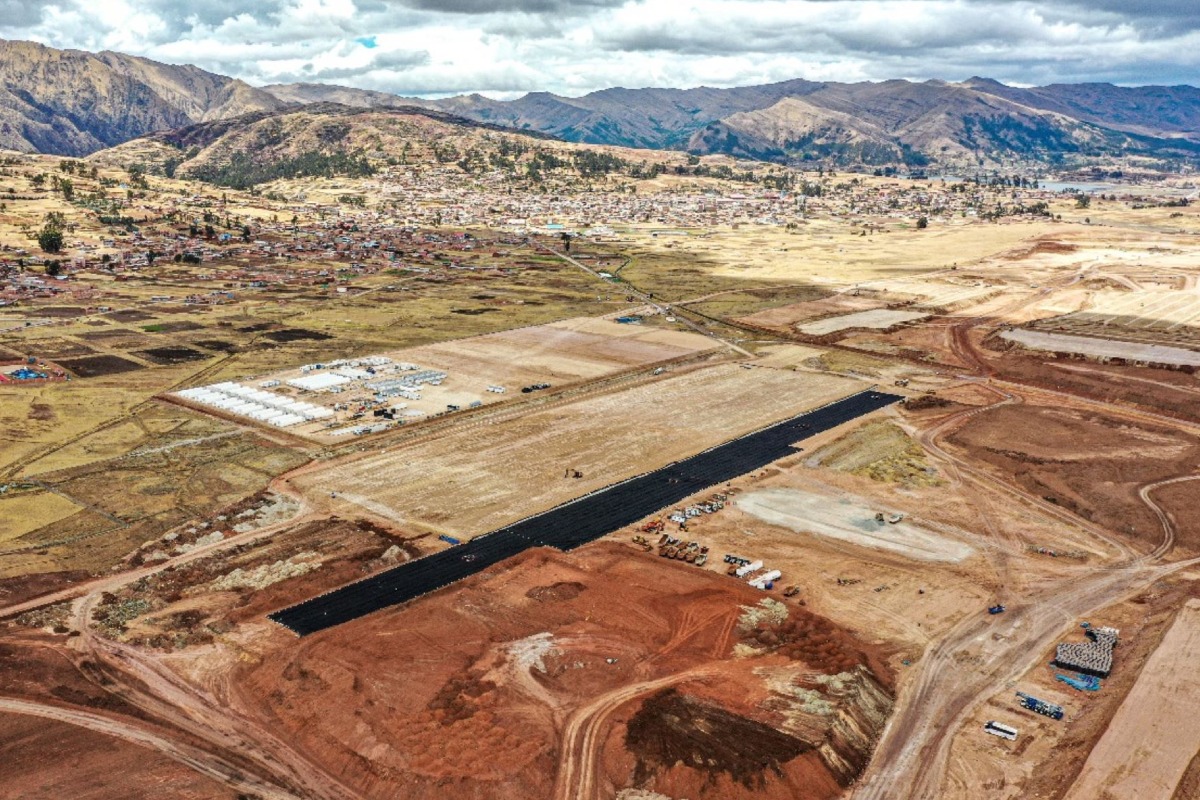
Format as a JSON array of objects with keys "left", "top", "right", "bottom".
[
  {"left": 853, "top": 555, "right": 1200, "bottom": 799},
  {"left": 853, "top": 305, "right": 1200, "bottom": 798},
  {"left": 0, "top": 695, "right": 295, "bottom": 799},
  {"left": 59, "top": 580, "right": 362, "bottom": 800},
  {"left": 553, "top": 668, "right": 716, "bottom": 800}
]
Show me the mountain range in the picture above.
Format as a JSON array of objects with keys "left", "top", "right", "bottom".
[{"left": 2, "top": 39, "right": 1199, "bottom": 168}]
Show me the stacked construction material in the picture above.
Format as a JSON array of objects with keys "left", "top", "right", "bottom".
[{"left": 1054, "top": 626, "right": 1119, "bottom": 678}]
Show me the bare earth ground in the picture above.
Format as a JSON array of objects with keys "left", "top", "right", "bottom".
[
  {"left": 0, "top": 712, "right": 237, "bottom": 800},
  {"left": 1064, "top": 599, "right": 1200, "bottom": 800},
  {"left": 233, "top": 543, "right": 893, "bottom": 800},
  {"left": 292, "top": 363, "right": 861, "bottom": 536},
  {"left": 736, "top": 487, "right": 975, "bottom": 563}
]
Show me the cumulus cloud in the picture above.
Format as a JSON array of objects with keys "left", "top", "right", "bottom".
[{"left": 2, "top": 0, "right": 1198, "bottom": 96}]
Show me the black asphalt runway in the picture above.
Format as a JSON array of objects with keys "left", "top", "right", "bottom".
[{"left": 270, "top": 389, "right": 901, "bottom": 635}]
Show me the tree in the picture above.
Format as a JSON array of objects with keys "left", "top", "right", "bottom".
[
  {"left": 916, "top": 216, "right": 929, "bottom": 229},
  {"left": 37, "top": 226, "right": 63, "bottom": 254},
  {"left": 45, "top": 261, "right": 61, "bottom": 276},
  {"left": 1075, "top": 194, "right": 1091, "bottom": 209}
]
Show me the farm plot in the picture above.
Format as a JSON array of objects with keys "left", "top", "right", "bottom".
[
  {"left": 0, "top": 490, "right": 84, "bottom": 545},
  {"left": 289, "top": 364, "right": 863, "bottom": 537}
]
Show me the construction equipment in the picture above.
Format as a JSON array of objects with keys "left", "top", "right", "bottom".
[
  {"left": 631, "top": 535, "right": 653, "bottom": 552},
  {"left": 989, "top": 604, "right": 1007, "bottom": 615},
  {"left": 1015, "top": 692, "right": 1064, "bottom": 720},
  {"left": 836, "top": 578, "right": 862, "bottom": 586},
  {"left": 695, "top": 553, "right": 708, "bottom": 567},
  {"left": 783, "top": 585, "right": 800, "bottom": 597},
  {"left": 641, "top": 518, "right": 665, "bottom": 534}
]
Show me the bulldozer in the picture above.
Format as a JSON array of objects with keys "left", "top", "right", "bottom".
[{"left": 631, "top": 535, "right": 653, "bottom": 552}]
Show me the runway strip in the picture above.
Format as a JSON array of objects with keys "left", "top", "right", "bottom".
[{"left": 270, "top": 389, "right": 901, "bottom": 635}]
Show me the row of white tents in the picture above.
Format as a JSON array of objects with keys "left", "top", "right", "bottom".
[{"left": 175, "top": 382, "right": 335, "bottom": 428}]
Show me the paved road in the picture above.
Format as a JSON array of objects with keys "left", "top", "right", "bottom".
[{"left": 271, "top": 390, "right": 901, "bottom": 635}]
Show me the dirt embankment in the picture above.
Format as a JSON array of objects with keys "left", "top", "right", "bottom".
[{"left": 235, "top": 543, "right": 894, "bottom": 800}]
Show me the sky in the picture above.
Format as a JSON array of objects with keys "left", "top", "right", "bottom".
[{"left": 2, "top": 0, "right": 1199, "bottom": 98}]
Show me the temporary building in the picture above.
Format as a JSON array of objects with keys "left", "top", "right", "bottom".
[{"left": 288, "top": 373, "right": 351, "bottom": 392}]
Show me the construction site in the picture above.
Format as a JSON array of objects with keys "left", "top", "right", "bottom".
[
  {"left": 169, "top": 318, "right": 718, "bottom": 441},
  {"left": 3, "top": 153, "right": 1200, "bottom": 800}
]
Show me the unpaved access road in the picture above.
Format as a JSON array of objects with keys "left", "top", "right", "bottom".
[
  {"left": 552, "top": 668, "right": 718, "bottom": 800},
  {"left": 0, "top": 696, "right": 293, "bottom": 799},
  {"left": 852, "top": 556, "right": 1200, "bottom": 800}
]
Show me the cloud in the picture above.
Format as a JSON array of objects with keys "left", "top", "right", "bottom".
[
  {"left": 1, "top": 0, "right": 1199, "bottom": 96},
  {"left": 0, "top": 0, "right": 62, "bottom": 30},
  {"left": 392, "top": 0, "right": 624, "bottom": 13}
]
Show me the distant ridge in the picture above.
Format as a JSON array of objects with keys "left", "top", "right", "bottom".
[
  {"left": 0, "top": 39, "right": 284, "bottom": 156},
  {"left": 3, "top": 39, "right": 1199, "bottom": 168},
  {"left": 268, "top": 76, "right": 1200, "bottom": 167}
]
